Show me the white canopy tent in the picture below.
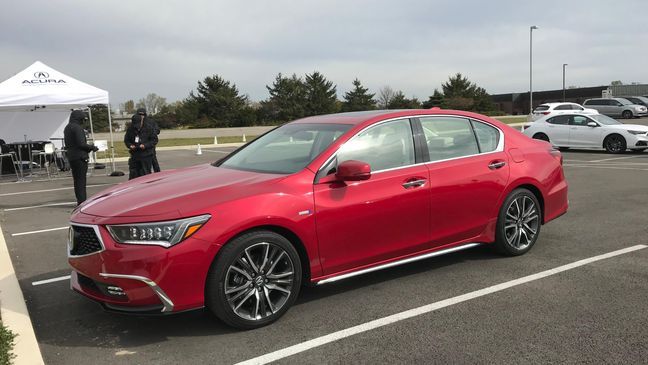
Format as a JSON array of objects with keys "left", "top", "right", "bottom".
[{"left": 0, "top": 61, "right": 118, "bottom": 172}]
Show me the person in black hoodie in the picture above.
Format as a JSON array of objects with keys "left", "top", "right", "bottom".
[
  {"left": 135, "top": 108, "right": 161, "bottom": 173},
  {"left": 124, "top": 109, "right": 158, "bottom": 179},
  {"left": 64, "top": 110, "right": 98, "bottom": 205}
]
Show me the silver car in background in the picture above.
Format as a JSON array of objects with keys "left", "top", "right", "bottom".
[{"left": 582, "top": 98, "right": 648, "bottom": 119}]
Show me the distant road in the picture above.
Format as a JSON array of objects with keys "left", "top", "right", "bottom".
[{"left": 93, "top": 126, "right": 276, "bottom": 140}]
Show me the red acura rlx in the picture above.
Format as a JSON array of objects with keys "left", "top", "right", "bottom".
[{"left": 68, "top": 109, "right": 568, "bottom": 329}]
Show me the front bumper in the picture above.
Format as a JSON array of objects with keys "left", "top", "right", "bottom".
[{"left": 68, "top": 222, "right": 221, "bottom": 314}]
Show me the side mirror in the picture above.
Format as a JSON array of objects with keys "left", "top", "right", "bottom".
[
  {"left": 336, "top": 160, "right": 371, "bottom": 181},
  {"left": 587, "top": 121, "right": 598, "bottom": 127}
]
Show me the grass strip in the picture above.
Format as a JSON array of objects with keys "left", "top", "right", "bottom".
[{"left": 0, "top": 322, "right": 15, "bottom": 365}]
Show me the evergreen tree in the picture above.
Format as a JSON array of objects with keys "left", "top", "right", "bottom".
[
  {"left": 342, "top": 78, "right": 376, "bottom": 112},
  {"left": 264, "top": 73, "right": 307, "bottom": 122},
  {"left": 387, "top": 91, "right": 422, "bottom": 109},
  {"left": 185, "top": 75, "right": 248, "bottom": 127},
  {"left": 422, "top": 89, "right": 444, "bottom": 108},
  {"left": 304, "top": 71, "right": 338, "bottom": 116},
  {"left": 425, "top": 73, "right": 494, "bottom": 112}
]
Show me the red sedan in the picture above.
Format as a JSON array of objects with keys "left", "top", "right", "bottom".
[{"left": 68, "top": 109, "right": 568, "bottom": 329}]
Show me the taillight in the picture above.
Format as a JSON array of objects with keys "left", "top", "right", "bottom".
[
  {"left": 549, "top": 148, "right": 563, "bottom": 165},
  {"left": 542, "top": 112, "right": 551, "bottom": 115}
]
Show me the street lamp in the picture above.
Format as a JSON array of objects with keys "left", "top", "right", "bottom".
[
  {"left": 529, "top": 25, "right": 539, "bottom": 114},
  {"left": 562, "top": 63, "right": 568, "bottom": 102}
]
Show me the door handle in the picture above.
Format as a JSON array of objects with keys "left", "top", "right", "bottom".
[
  {"left": 488, "top": 161, "right": 506, "bottom": 170},
  {"left": 402, "top": 179, "right": 427, "bottom": 189}
]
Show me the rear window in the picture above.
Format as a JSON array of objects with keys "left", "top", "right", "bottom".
[
  {"left": 584, "top": 99, "right": 601, "bottom": 106},
  {"left": 533, "top": 105, "right": 550, "bottom": 112}
]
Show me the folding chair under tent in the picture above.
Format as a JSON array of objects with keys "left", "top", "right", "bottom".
[{"left": 0, "top": 61, "right": 120, "bottom": 177}]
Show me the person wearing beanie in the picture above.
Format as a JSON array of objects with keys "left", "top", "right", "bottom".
[
  {"left": 135, "top": 108, "right": 161, "bottom": 173},
  {"left": 63, "top": 110, "right": 98, "bottom": 204},
  {"left": 124, "top": 108, "right": 158, "bottom": 179}
]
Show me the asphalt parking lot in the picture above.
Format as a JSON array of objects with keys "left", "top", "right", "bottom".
[{"left": 1, "top": 138, "right": 648, "bottom": 364}]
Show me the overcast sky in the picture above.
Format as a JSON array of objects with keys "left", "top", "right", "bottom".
[{"left": 2, "top": 0, "right": 646, "bottom": 107}]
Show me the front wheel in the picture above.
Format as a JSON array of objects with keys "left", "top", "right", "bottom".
[
  {"left": 622, "top": 110, "right": 633, "bottom": 119},
  {"left": 603, "top": 134, "right": 627, "bottom": 154},
  {"left": 494, "top": 188, "right": 542, "bottom": 256},
  {"left": 206, "top": 230, "right": 302, "bottom": 329}
]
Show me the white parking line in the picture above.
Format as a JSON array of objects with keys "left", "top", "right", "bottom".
[
  {"left": 202, "top": 149, "right": 231, "bottom": 154},
  {"left": 236, "top": 245, "right": 647, "bottom": 365},
  {"left": 563, "top": 164, "right": 648, "bottom": 171},
  {"left": 32, "top": 275, "right": 71, "bottom": 286},
  {"left": 11, "top": 226, "right": 68, "bottom": 237},
  {"left": 0, "top": 183, "right": 112, "bottom": 197},
  {"left": 4, "top": 202, "right": 77, "bottom": 212},
  {"left": 588, "top": 155, "right": 645, "bottom": 163}
]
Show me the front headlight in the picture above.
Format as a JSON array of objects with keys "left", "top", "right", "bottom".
[
  {"left": 635, "top": 106, "right": 645, "bottom": 112},
  {"left": 107, "top": 214, "right": 211, "bottom": 248},
  {"left": 627, "top": 130, "right": 646, "bottom": 135}
]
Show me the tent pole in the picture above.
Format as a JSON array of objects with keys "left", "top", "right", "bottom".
[
  {"left": 107, "top": 102, "right": 116, "bottom": 172},
  {"left": 88, "top": 106, "right": 95, "bottom": 166}
]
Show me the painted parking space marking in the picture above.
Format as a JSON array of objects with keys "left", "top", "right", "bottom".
[
  {"left": 588, "top": 155, "right": 645, "bottom": 163},
  {"left": 0, "top": 183, "right": 112, "bottom": 197},
  {"left": 11, "top": 226, "right": 68, "bottom": 237},
  {"left": 202, "top": 149, "right": 231, "bottom": 154},
  {"left": 4, "top": 202, "right": 76, "bottom": 212},
  {"left": 563, "top": 164, "right": 648, "bottom": 171},
  {"left": 32, "top": 275, "right": 71, "bottom": 286},
  {"left": 236, "top": 245, "right": 647, "bottom": 365}
]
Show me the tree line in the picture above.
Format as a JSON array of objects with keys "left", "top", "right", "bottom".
[{"left": 107, "top": 72, "right": 495, "bottom": 131}]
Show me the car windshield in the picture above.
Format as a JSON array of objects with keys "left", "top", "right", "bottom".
[
  {"left": 216, "top": 123, "right": 352, "bottom": 174},
  {"left": 590, "top": 114, "right": 622, "bottom": 125},
  {"left": 534, "top": 105, "right": 549, "bottom": 112}
]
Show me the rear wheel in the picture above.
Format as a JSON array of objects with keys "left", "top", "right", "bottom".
[
  {"left": 622, "top": 110, "right": 633, "bottom": 119},
  {"left": 205, "top": 230, "right": 302, "bottom": 329},
  {"left": 603, "top": 134, "right": 626, "bottom": 154},
  {"left": 494, "top": 188, "right": 541, "bottom": 256},
  {"left": 532, "top": 133, "right": 550, "bottom": 142}
]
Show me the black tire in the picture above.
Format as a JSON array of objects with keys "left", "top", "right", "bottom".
[
  {"left": 532, "top": 133, "right": 550, "bottom": 142},
  {"left": 622, "top": 110, "right": 633, "bottom": 119},
  {"left": 493, "top": 188, "right": 542, "bottom": 256},
  {"left": 205, "top": 230, "right": 302, "bottom": 329},
  {"left": 603, "top": 134, "right": 627, "bottom": 154}
]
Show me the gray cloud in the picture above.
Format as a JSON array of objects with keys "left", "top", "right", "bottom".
[{"left": 1, "top": 0, "right": 646, "bottom": 106}]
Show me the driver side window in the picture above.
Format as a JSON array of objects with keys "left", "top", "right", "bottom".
[{"left": 337, "top": 119, "right": 415, "bottom": 172}]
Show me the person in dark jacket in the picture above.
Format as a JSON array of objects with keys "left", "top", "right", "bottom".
[
  {"left": 64, "top": 110, "right": 98, "bottom": 205},
  {"left": 135, "top": 108, "right": 161, "bottom": 173},
  {"left": 124, "top": 110, "right": 158, "bottom": 179}
]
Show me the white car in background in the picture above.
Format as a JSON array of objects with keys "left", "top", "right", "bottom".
[
  {"left": 523, "top": 112, "right": 648, "bottom": 153},
  {"left": 528, "top": 102, "right": 598, "bottom": 123}
]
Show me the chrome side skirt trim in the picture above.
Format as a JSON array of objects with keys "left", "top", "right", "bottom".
[
  {"left": 316, "top": 243, "right": 481, "bottom": 285},
  {"left": 99, "top": 273, "right": 174, "bottom": 313}
]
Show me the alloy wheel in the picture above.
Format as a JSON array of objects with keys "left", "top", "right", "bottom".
[
  {"left": 224, "top": 242, "right": 295, "bottom": 321},
  {"left": 605, "top": 135, "right": 625, "bottom": 153},
  {"left": 504, "top": 196, "right": 539, "bottom": 250}
]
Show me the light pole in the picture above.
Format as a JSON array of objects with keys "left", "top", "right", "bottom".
[
  {"left": 562, "top": 63, "right": 568, "bottom": 102},
  {"left": 529, "top": 25, "right": 539, "bottom": 113}
]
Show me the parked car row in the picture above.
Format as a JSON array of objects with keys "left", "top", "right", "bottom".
[{"left": 582, "top": 98, "right": 648, "bottom": 119}]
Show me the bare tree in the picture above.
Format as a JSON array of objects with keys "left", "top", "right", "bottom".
[
  {"left": 136, "top": 93, "right": 167, "bottom": 114},
  {"left": 377, "top": 86, "right": 396, "bottom": 109}
]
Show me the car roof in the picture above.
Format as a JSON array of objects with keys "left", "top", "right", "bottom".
[
  {"left": 539, "top": 102, "right": 578, "bottom": 106},
  {"left": 290, "top": 108, "right": 505, "bottom": 127}
]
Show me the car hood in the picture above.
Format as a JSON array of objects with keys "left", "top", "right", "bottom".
[
  {"left": 78, "top": 164, "right": 285, "bottom": 220},
  {"left": 607, "top": 124, "right": 648, "bottom": 132}
]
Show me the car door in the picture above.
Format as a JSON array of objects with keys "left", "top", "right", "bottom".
[
  {"left": 313, "top": 118, "right": 431, "bottom": 275},
  {"left": 609, "top": 100, "right": 624, "bottom": 117},
  {"left": 543, "top": 115, "right": 571, "bottom": 145},
  {"left": 568, "top": 115, "right": 603, "bottom": 147},
  {"left": 418, "top": 117, "right": 510, "bottom": 247}
]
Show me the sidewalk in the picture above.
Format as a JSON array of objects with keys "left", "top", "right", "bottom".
[{"left": 0, "top": 225, "right": 45, "bottom": 365}]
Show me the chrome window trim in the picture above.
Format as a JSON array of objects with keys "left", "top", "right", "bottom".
[
  {"left": 317, "top": 243, "right": 481, "bottom": 285},
  {"left": 99, "top": 273, "right": 174, "bottom": 313},
  {"left": 68, "top": 223, "right": 105, "bottom": 258},
  {"left": 316, "top": 114, "right": 506, "bottom": 178}
]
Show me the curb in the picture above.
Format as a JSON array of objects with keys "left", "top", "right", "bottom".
[{"left": 0, "top": 225, "right": 45, "bottom": 365}]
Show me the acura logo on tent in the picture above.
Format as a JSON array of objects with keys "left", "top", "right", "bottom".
[{"left": 23, "top": 71, "right": 65, "bottom": 85}]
